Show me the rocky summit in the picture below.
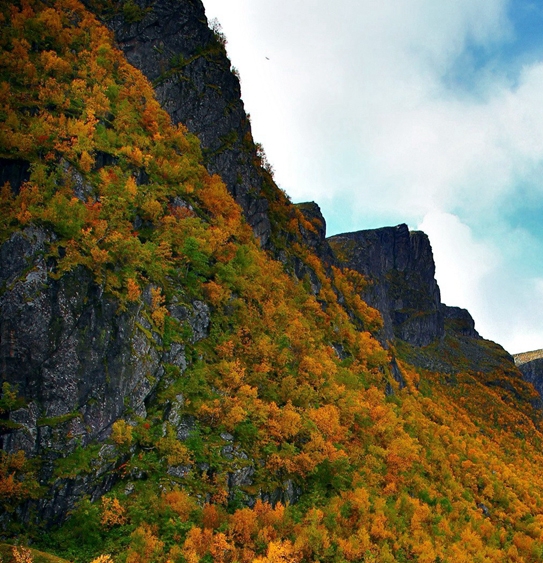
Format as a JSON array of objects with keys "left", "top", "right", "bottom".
[{"left": 2, "top": 1, "right": 543, "bottom": 562}]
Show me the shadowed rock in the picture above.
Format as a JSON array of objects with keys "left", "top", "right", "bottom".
[
  {"left": 0, "top": 227, "right": 209, "bottom": 524},
  {"left": 90, "top": 0, "right": 271, "bottom": 246},
  {"left": 515, "top": 352, "right": 543, "bottom": 404},
  {"left": 328, "top": 224, "right": 444, "bottom": 346}
]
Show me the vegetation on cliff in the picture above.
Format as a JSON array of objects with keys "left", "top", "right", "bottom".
[{"left": 2, "top": 2, "right": 543, "bottom": 563}]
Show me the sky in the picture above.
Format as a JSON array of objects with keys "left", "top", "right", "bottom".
[{"left": 202, "top": 0, "right": 543, "bottom": 354}]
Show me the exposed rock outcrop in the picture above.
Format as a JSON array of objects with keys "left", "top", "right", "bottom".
[
  {"left": 328, "top": 224, "right": 480, "bottom": 348},
  {"left": 89, "top": 0, "right": 271, "bottom": 246},
  {"left": 0, "top": 227, "right": 209, "bottom": 523},
  {"left": 325, "top": 224, "right": 505, "bottom": 377},
  {"left": 441, "top": 305, "right": 479, "bottom": 338},
  {"left": 515, "top": 351, "right": 543, "bottom": 401},
  {"left": 514, "top": 349, "right": 543, "bottom": 366},
  {"left": 328, "top": 224, "right": 444, "bottom": 346}
]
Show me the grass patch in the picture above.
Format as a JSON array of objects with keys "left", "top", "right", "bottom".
[{"left": 0, "top": 543, "right": 69, "bottom": 563}]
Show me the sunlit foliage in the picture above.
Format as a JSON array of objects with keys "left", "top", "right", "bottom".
[{"left": 4, "top": 2, "right": 543, "bottom": 563}]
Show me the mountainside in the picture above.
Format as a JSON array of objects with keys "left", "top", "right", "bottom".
[
  {"left": 83, "top": 0, "right": 274, "bottom": 247},
  {"left": 2, "top": 1, "right": 543, "bottom": 562},
  {"left": 328, "top": 224, "right": 474, "bottom": 347},
  {"left": 515, "top": 351, "right": 543, "bottom": 405}
]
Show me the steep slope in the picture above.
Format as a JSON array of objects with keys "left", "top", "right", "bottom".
[
  {"left": 84, "top": 0, "right": 341, "bottom": 268},
  {"left": 83, "top": 0, "right": 273, "bottom": 247},
  {"left": 0, "top": 0, "right": 220, "bottom": 523},
  {"left": 3, "top": 2, "right": 543, "bottom": 563},
  {"left": 515, "top": 350, "right": 543, "bottom": 402},
  {"left": 328, "top": 224, "right": 519, "bottom": 379}
]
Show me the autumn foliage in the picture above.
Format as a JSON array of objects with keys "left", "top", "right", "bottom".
[{"left": 5, "top": 2, "right": 543, "bottom": 563}]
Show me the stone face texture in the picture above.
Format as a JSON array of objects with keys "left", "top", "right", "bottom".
[
  {"left": 441, "top": 305, "right": 479, "bottom": 339},
  {"left": 517, "top": 358, "right": 543, "bottom": 401},
  {"left": 328, "top": 224, "right": 443, "bottom": 346},
  {"left": 95, "top": 0, "right": 271, "bottom": 246},
  {"left": 0, "top": 228, "right": 209, "bottom": 523},
  {"left": 328, "top": 224, "right": 479, "bottom": 347},
  {"left": 3, "top": 229, "right": 152, "bottom": 454}
]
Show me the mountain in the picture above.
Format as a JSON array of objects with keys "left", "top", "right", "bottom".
[
  {"left": 2, "top": 1, "right": 543, "bottom": 562},
  {"left": 515, "top": 349, "right": 543, "bottom": 366},
  {"left": 515, "top": 350, "right": 543, "bottom": 405}
]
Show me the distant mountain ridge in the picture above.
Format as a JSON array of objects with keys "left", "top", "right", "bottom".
[
  {"left": 514, "top": 349, "right": 543, "bottom": 409},
  {"left": 514, "top": 349, "right": 543, "bottom": 366}
]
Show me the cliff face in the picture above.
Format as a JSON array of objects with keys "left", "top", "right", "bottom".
[
  {"left": 516, "top": 359, "right": 543, "bottom": 398},
  {"left": 3, "top": 2, "right": 543, "bottom": 556},
  {"left": 89, "top": 0, "right": 272, "bottom": 246},
  {"left": 325, "top": 225, "right": 517, "bottom": 378},
  {"left": 515, "top": 351, "right": 543, "bottom": 402},
  {"left": 1, "top": 227, "right": 209, "bottom": 522},
  {"left": 328, "top": 224, "right": 478, "bottom": 347}
]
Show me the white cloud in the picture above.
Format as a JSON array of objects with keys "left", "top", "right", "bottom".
[
  {"left": 498, "top": 252, "right": 543, "bottom": 348},
  {"left": 203, "top": 0, "right": 543, "bottom": 353},
  {"left": 417, "top": 211, "right": 498, "bottom": 312},
  {"left": 419, "top": 211, "right": 543, "bottom": 353},
  {"left": 203, "top": 0, "right": 516, "bottom": 207},
  {"left": 481, "top": 273, "right": 543, "bottom": 355}
]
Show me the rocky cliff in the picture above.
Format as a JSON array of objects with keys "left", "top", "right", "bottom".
[
  {"left": 266, "top": 201, "right": 516, "bottom": 378},
  {"left": 0, "top": 0, "right": 336, "bottom": 525},
  {"left": 0, "top": 225, "right": 211, "bottom": 522},
  {"left": 327, "top": 224, "right": 479, "bottom": 347},
  {"left": 3, "top": 2, "right": 543, "bottom": 559},
  {"left": 515, "top": 350, "right": 543, "bottom": 400},
  {"left": 86, "top": 0, "right": 272, "bottom": 246},
  {"left": 328, "top": 225, "right": 443, "bottom": 346}
]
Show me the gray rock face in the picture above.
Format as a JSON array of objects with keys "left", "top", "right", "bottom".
[
  {"left": 328, "top": 224, "right": 444, "bottom": 346},
  {"left": 92, "top": 0, "right": 271, "bottom": 246},
  {"left": 260, "top": 479, "right": 303, "bottom": 507},
  {"left": 2, "top": 228, "right": 154, "bottom": 454},
  {"left": 0, "top": 227, "right": 209, "bottom": 522},
  {"left": 328, "top": 224, "right": 480, "bottom": 348},
  {"left": 441, "top": 305, "right": 479, "bottom": 338},
  {"left": 516, "top": 358, "right": 543, "bottom": 401}
]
